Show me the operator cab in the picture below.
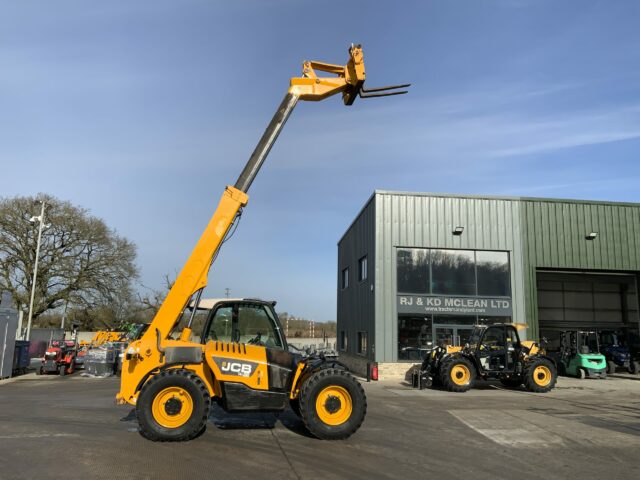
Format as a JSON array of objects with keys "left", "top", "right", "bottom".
[
  {"left": 199, "top": 298, "right": 287, "bottom": 350},
  {"left": 468, "top": 324, "right": 522, "bottom": 372}
]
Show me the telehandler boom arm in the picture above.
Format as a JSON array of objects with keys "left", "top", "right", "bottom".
[{"left": 140, "top": 45, "right": 409, "bottom": 347}]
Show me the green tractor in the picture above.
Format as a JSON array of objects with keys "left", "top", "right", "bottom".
[{"left": 556, "top": 330, "right": 606, "bottom": 379}]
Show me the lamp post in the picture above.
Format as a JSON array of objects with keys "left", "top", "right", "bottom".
[{"left": 25, "top": 201, "right": 46, "bottom": 341}]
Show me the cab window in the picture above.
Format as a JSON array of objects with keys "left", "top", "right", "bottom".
[
  {"left": 237, "top": 304, "right": 283, "bottom": 349},
  {"left": 481, "top": 327, "right": 505, "bottom": 352},
  {"left": 205, "top": 306, "right": 233, "bottom": 343},
  {"left": 506, "top": 328, "right": 519, "bottom": 350}
]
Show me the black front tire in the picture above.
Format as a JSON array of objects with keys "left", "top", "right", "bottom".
[
  {"left": 629, "top": 361, "right": 640, "bottom": 374},
  {"left": 606, "top": 361, "right": 616, "bottom": 374},
  {"left": 523, "top": 358, "right": 557, "bottom": 392},
  {"left": 136, "top": 369, "right": 211, "bottom": 442},
  {"left": 298, "top": 368, "right": 366, "bottom": 440},
  {"left": 440, "top": 357, "right": 476, "bottom": 393},
  {"left": 59, "top": 365, "right": 66, "bottom": 377}
]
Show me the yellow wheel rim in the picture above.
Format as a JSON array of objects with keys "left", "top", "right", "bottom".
[
  {"left": 151, "top": 387, "right": 194, "bottom": 429},
  {"left": 315, "top": 386, "right": 353, "bottom": 426},
  {"left": 533, "top": 365, "right": 552, "bottom": 387},
  {"left": 450, "top": 364, "right": 471, "bottom": 385}
]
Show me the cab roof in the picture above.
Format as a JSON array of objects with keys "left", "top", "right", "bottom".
[{"left": 191, "top": 298, "right": 276, "bottom": 310}]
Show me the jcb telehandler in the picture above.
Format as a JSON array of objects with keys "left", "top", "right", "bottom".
[
  {"left": 117, "top": 45, "right": 409, "bottom": 441},
  {"left": 413, "top": 324, "right": 558, "bottom": 393}
]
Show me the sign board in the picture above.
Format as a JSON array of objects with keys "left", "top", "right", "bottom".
[{"left": 397, "top": 295, "right": 512, "bottom": 316}]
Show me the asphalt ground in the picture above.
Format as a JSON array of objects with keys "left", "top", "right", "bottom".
[{"left": 1, "top": 372, "right": 639, "bottom": 480}]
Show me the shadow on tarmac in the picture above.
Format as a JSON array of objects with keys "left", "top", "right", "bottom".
[{"left": 119, "top": 404, "right": 315, "bottom": 438}]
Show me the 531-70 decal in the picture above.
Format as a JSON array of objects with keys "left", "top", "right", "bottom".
[{"left": 213, "top": 357, "right": 259, "bottom": 378}]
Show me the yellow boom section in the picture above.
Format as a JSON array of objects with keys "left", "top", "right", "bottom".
[{"left": 138, "top": 186, "right": 248, "bottom": 344}]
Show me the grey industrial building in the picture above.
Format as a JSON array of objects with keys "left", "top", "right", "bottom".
[{"left": 337, "top": 191, "right": 640, "bottom": 378}]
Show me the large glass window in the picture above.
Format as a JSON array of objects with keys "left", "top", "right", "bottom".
[
  {"left": 397, "top": 249, "right": 430, "bottom": 294},
  {"left": 476, "top": 251, "right": 510, "bottom": 296},
  {"left": 397, "top": 248, "right": 511, "bottom": 297},
  {"left": 397, "top": 314, "right": 513, "bottom": 361},
  {"left": 431, "top": 249, "right": 476, "bottom": 295},
  {"left": 398, "top": 315, "right": 433, "bottom": 360}
]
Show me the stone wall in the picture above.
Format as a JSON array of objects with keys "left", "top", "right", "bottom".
[
  {"left": 339, "top": 354, "right": 421, "bottom": 381},
  {"left": 378, "top": 362, "right": 420, "bottom": 382}
]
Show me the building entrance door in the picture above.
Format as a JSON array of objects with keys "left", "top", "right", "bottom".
[{"left": 433, "top": 324, "right": 474, "bottom": 347}]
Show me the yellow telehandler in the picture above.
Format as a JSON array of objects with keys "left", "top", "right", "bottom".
[{"left": 116, "top": 45, "right": 409, "bottom": 441}]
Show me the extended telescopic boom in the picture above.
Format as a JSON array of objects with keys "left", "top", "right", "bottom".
[{"left": 141, "top": 45, "right": 409, "bottom": 346}]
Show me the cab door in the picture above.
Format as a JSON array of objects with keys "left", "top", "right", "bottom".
[
  {"left": 478, "top": 326, "right": 508, "bottom": 372},
  {"left": 235, "top": 303, "right": 295, "bottom": 392},
  {"left": 202, "top": 301, "right": 295, "bottom": 411}
]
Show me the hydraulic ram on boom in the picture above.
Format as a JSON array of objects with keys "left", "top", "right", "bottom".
[{"left": 117, "top": 45, "right": 408, "bottom": 442}]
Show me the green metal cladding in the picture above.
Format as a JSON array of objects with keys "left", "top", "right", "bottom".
[{"left": 520, "top": 199, "right": 640, "bottom": 336}]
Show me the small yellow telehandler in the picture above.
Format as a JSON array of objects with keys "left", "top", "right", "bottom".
[{"left": 116, "top": 45, "right": 409, "bottom": 441}]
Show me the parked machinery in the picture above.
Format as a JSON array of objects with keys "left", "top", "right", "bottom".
[
  {"left": 37, "top": 339, "right": 77, "bottom": 376},
  {"left": 116, "top": 45, "right": 409, "bottom": 441},
  {"left": 556, "top": 330, "right": 606, "bottom": 379},
  {"left": 414, "top": 323, "right": 557, "bottom": 393},
  {"left": 626, "top": 331, "right": 640, "bottom": 374},
  {"left": 89, "top": 330, "right": 124, "bottom": 348},
  {"left": 599, "top": 330, "right": 631, "bottom": 374}
]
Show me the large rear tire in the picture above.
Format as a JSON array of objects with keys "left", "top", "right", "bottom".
[
  {"left": 629, "top": 361, "right": 640, "bottom": 375},
  {"left": 440, "top": 357, "right": 475, "bottom": 392},
  {"left": 298, "top": 368, "right": 366, "bottom": 440},
  {"left": 523, "top": 358, "right": 557, "bottom": 392},
  {"left": 136, "top": 369, "right": 211, "bottom": 442},
  {"left": 606, "top": 360, "right": 616, "bottom": 374}
]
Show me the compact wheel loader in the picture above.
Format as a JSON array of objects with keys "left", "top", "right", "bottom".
[
  {"left": 116, "top": 45, "right": 409, "bottom": 441},
  {"left": 414, "top": 324, "right": 558, "bottom": 393}
]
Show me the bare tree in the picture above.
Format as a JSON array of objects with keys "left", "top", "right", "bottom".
[
  {"left": 136, "top": 274, "right": 175, "bottom": 319},
  {"left": 0, "top": 194, "right": 138, "bottom": 323}
]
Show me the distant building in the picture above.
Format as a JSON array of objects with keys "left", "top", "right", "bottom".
[{"left": 337, "top": 191, "right": 640, "bottom": 378}]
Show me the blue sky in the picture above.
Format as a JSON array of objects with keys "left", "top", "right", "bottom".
[{"left": 2, "top": 1, "right": 640, "bottom": 321}]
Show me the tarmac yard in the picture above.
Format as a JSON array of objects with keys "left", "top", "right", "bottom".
[{"left": 1, "top": 375, "right": 639, "bottom": 480}]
